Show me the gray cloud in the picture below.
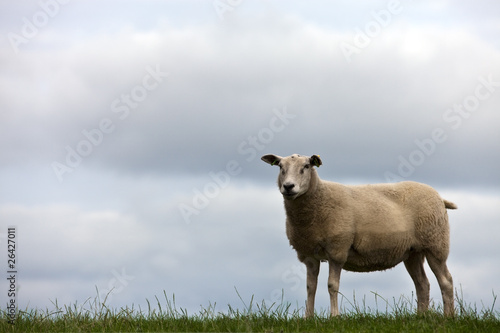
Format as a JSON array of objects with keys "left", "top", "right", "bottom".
[{"left": 2, "top": 15, "right": 499, "bottom": 188}]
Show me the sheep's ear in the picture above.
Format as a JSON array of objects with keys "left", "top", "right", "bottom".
[
  {"left": 261, "top": 154, "right": 282, "bottom": 166},
  {"left": 310, "top": 155, "right": 322, "bottom": 167}
]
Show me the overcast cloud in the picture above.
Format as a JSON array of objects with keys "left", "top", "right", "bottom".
[{"left": 1, "top": 0, "right": 499, "bottom": 316}]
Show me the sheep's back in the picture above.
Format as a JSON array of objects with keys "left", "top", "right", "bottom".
[{"left": 347, "top": 181, "right": 450, "bottom": 247}]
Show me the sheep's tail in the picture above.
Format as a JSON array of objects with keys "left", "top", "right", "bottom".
[{"left": 443, "top": 199, "right": 457, "bottom": 210}]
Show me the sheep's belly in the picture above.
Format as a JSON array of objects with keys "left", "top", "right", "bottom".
[{"left": 344, "top": 246, "right": 411, "bottom": 272}]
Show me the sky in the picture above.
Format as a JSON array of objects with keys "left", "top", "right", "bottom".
[{"left": 1, "top": 0, "right": 499, "bottom": 316}]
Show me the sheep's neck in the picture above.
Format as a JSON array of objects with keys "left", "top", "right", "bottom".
[{"left": 283, "top": 174, "right": 324, "bottom": 227}]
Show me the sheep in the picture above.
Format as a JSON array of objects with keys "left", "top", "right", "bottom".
[{"left": 261, "top": 153, "right": 457, "bottom": 317}]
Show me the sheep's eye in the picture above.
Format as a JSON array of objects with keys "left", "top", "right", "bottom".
[{"left": 299, "top": 165, "right": 310, "bottom": 174}]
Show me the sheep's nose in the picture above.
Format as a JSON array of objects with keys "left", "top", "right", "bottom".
[{"left": 283, "top": 183, "right": 295, "bottom": 192}]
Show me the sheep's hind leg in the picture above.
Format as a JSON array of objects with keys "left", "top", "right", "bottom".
[
  {"left": 404, "top": 251, "right": 430, "bottom": 313},
  {"left": 426, "top": 253, "right": 455, "bottom": 316},
  {"left": 304, "top": 258, "right": 320, "bottom": 318}
]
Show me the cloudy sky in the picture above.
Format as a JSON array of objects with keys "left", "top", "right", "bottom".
[{"left": 1, "top": 0, "right": 499, "bottom": 316}]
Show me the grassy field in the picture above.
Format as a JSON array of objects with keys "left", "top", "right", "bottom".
[{"left": 1, "top": 291, "right": 499, "bottom": 332}]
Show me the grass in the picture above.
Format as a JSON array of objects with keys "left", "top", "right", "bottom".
[{"left": 1, "top": 289, "right": 499, "bottom": 332}]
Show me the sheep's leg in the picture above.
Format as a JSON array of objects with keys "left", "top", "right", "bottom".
[
  {"left": 404, "top": 252, "right": 430, "bottom": 313},
  {"left": 426, "top": 253, "right": 455, "bottom": 316},
  {"left": 304, "top": 258, "right": 320, "bottom": 318},
  {"left": 327, "top": 260, "right": 342, "bottom": 316}
]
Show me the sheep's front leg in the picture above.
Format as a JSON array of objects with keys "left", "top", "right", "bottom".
[
  {"left": 305, "top": 259, "right": 320, "bottom": 318},
  {"left": 328, "top": 260, "right": 342, "bottom": 316}
]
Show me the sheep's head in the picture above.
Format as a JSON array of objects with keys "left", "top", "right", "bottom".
[{"left": 261, "top": 154, "right": 322, "bottom": 200}]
